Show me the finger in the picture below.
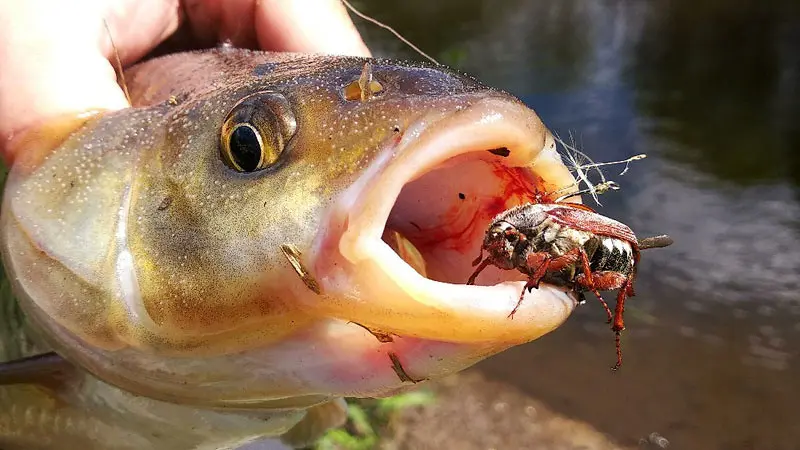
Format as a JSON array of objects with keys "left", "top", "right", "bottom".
[
  {"left": 254, "top": 0, "right": 371, "bottom": 56},
  {"left": 0, "top": 0, "right": 180, "bottom": 163},
  {"left": 183, "top": 0, "right": 371, "bottom": 56},
  {"left": 181, "top": 0, "right": 259, "bottom": 48}
]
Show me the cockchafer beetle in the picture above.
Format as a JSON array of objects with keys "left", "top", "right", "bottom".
[{"left": 467, "top": 201, "right": 672, "bottom": 371}]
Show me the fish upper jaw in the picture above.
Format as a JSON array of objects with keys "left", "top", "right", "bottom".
[{"left": 308, "top": 94, "right": 579, "bottom": 346}]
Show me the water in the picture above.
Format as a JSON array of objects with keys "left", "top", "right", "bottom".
[{"left": 354, "top": 1, "right": 800, "bottom": 449}]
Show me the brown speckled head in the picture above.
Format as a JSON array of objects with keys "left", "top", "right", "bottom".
[{"left": 1, "top": 49, "right": 578, "bottom": 406}]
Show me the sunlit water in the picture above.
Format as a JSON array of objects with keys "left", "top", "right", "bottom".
[{"left": 356, "top": 0, "right": 799, "bottom": 448}]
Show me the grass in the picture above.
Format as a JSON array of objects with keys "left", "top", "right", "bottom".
[{"left": 311, "top": 390, "right": 435, "bottom": 450}]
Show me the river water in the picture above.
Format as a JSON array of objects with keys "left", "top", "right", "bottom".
[{"left": 355, "top": 1, "right": 800, "bottom": 449}]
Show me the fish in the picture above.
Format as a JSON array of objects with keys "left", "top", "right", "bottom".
[{"left": 0, "top": 48, "right": 580, "bottom": 449}]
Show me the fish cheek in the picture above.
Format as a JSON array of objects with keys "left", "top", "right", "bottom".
[
  {"left": 123, "top": 173, "right": 267, "bottom": 337},
  {"left": 118, "top": 86, "right": 410, "bottom": 341},
  {"left": 121, "top": 135, "right": 318, "bottom": 348}
]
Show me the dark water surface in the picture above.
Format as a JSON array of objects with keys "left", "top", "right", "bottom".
[{"left": 355, "top": 1, "right": 800, "bottom": 449}]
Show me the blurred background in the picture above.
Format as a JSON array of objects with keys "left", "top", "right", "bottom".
[{"left": 329, "top": 0, "right": 800, "bottom": 449}]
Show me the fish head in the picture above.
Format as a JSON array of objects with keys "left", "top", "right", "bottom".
[{"left": 1, "top": 50, "right": 579, "bottom": 407}]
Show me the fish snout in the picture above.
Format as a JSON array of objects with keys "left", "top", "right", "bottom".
[{"left": 285, "top": 95, "right": 582, "bottom": 394}]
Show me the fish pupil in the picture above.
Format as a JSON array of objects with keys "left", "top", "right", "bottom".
[{"left": 230, "top": 125, "right": 262, "bottom": 172}]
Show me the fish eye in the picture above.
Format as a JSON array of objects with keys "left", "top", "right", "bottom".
[
  {"left": 226, "top": 124, "right": 263, "bottom": 172},
  {"left": 221, "top": 91, "right": 297, "bottom": 173}
]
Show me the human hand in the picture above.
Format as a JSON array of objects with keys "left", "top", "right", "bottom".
[{"left": 0, "top": 0, "right": 371, "bottom": 164}]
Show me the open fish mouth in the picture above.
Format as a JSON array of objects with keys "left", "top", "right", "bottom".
[{"left": 311, "top": 95, "right": 578, "bottom": 345}]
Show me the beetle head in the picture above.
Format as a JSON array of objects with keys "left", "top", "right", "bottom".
[{"left": 482, "top": 220, "right": 524, "bottom": 270}]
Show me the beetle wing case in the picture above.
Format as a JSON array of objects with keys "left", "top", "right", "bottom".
[{"left": 545, "top": 205, "right": 638, "bottom": 245}]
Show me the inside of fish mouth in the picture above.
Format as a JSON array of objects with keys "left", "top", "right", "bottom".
[{"left": 378, "top": 148, "right": 552, "bottom": 288}]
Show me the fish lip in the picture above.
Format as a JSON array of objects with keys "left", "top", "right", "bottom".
[
  {"left": 312, "top": 94, "right": 578, "bottom": 344},
  {"left": 339, "top": 95, "right": 571, "bottom": 261}
]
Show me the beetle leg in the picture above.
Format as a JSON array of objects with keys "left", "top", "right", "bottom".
[
  {"left": 574, "top": 249, "right": 614, "bottom": 324},
  {"left": 471, "top": 249, "right": 484, "bottom": 267},
  {"left": 575, "top": 277, "right": 613, "bottom": 323},
  {"left": 508, "top": 253, "right": 551, "bottom": 319},
  {"left": 627, "top": 248, "right": 641, "bottom": 298},
  {"left": 583, "top": 271, "right": 628, "bottom": 290},
  {"left": 575, "top": 271, "right": 631, "bottom": 371},
  {"left": 524, "top": 252, "right": 552, "bottom": 290},
  {"left": 466, "top": 258, "right": 492, "bottom": 285},
  {"left": 546, "top": 247, "right": 581, "bottom": 271},
  {"left": 613, "top": 329, "right": 623, "bottom": 373},
  {"left": 611, "top": 275, "right": 632, "bottom": 335},
  {"left": 611, "top": 276, "right": 633, "bottom": 372},
  {"left": 625, "top": 268, "right": 637, "bottom": 297}
]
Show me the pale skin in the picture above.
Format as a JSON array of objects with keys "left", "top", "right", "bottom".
[{"left": 0, "top": 0, "right": 371, "bottom": 165}]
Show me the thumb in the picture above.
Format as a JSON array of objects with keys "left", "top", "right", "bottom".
[{"left": 0, "top": 0, "right": 179, "bottom": 164}]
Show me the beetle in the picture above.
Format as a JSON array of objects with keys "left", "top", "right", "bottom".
[{"left": 467, "top": 201, "right": 672, "bottom": 371}]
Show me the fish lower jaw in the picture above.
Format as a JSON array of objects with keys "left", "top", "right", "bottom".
[
  {"left": 343, "top": 235, "right": 576, "bottom": 345},
  {"left": 312, "top": 96, "right": 578, "bottom": 344}
]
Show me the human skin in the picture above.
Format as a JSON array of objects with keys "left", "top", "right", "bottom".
[{"left": 0, "top": 0, "right": 371, "bottom": 165}]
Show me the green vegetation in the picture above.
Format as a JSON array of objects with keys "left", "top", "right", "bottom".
[{"left": 312, "top": 390, "right": 435, "bottom": 450}]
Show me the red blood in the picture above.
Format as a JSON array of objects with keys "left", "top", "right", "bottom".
[{"left": 409, "top": 164, "right": 549, "bottom": 254}]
